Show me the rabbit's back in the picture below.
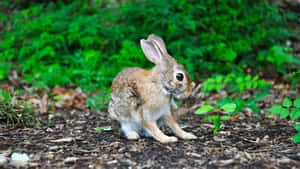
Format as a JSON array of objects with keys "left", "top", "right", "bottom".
[
  {"left": 111, "top": 67, "right": 145, "bottom": 93},
  {"left": 108, "top": 67, "right": 147, "bottom": 121}
]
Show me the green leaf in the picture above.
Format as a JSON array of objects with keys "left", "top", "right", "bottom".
[
  {"left": 293, "top": 124, "right": 300, "bottom": 131},
  {"left": 0, "top": 12, "right": 8, "bottom": 22},
  {"left": 283, "top": 97, "right": 292, "bottom": 108},
  {"left": 221, "top": 103, "right": 236, "bottom": 112},
  {"left": 252, "top": 75, "right": 259, "bottom": 81},
  {"left": 294, "top": 98, "right": 300, "bottom": 108},
  {"left": 224, "top": 48, "right": 237, "bottom": 62},
  {"left": 249, "top": 104, "right": 260, "bottom": 112},
  {"left": 53, "top": 95, "right": 64, "bottom": 101},
  {"left": 215, "top": 75, "right": 223, "bottom": 83},
  {"left": 0, "top": 69, "right": 6, "bottom": 80},
  {"left": 291, "top": 109, "right": 300, "bottom": 121},
  {"left": 217, "top": 97, "right": 232, "bottom": 106},
  {"left": 279, "top": 108, "right": 290, "bottom": 119},
  {"left": 1, "top": 92, "right": 11, "bottom": 100},
  {"left": 293, "top": 133, "right": 300, "bottom": 143},
  {"left": 216, "top": 84, "right": 223, "bottom": 91},
  {"left": 245, "top": 74, "right": 252, "bottom": 81},
  {"left": 220, "top": 115, "right": 232, "bottom": 121},
  {"left": 268, "top": 105, "right": 282, "bottom": 115},
  {"left": 96, "top": 126, "right": 112, "bottom": 131},
  {"left": 195, "top": 105, "right": 214, "bottom": 115},
  {"left": 202, "top": 115, "right": 218, "bottom": 121}
]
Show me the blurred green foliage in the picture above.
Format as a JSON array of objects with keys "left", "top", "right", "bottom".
[
  {"left": 201, "top": 72, "right": 270, "bottom": 93},
  {"left": 0, "top": 0, "right": 298, "bottom": 91}
]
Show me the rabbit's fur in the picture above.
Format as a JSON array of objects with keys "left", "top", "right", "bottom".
[{"left": 108, "top": 34, "right": 197, "bottom": 143}]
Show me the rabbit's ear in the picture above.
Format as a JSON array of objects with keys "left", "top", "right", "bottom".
[
  {"left": 148, "top": 34, "right": 169, "bottom": 55},
  {"left": 140, "top": 39, "right": 162, "bottom": 65}
]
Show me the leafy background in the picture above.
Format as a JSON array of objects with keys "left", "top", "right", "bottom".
[{"left": 1, "top": 0, "right": 299, "bottom": 92}]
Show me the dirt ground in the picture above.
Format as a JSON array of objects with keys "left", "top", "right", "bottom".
[
  {"left": 1, "top": 105, "right": 299, "bottom": 169},
  {"left": 0, "top": 1, "right": 299, "bottom": 168}
]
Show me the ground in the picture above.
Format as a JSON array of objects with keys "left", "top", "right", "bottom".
[
  {"left": 1, "top": 90, "right": 299, "bottom": 168},
  {"left": 0, "top": 1, "right": 300, "bottom": 168}
]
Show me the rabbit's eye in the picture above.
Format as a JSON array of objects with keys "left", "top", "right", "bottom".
[{"left": 176, "top": 73, "right": 184, "bottom": 81}]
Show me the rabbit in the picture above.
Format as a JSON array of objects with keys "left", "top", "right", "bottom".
[{"left": 108, "top": 34, "right": 198, "bottom": 143}]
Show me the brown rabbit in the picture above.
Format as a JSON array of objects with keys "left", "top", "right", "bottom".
[{"left": 108, "top": 34, "right": 197, "bottom": 143}]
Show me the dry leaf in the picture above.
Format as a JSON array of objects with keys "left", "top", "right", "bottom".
[
  {"left": 50, "top": 137, "right": 73, "bottom": 143},
  {"left": 40, "top": 94, "right": 48, "bottom": 114},
  {"left": 231, "top": 114, "right": 241, "bottom": 122}
]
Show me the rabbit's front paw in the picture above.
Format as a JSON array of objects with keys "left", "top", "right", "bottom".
[
  {"left": 181, "top": 132, "right": 197, "bottom": 140},
  {"left": 127, "top": 131, "right": 140, "bottom": 140},
  {"left": 159, "top": 136, "right": 178, "bottom": 143}
]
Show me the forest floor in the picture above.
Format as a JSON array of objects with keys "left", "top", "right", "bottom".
[
  {"left": 1, "top": 1, "right": 300, "bottom": 169},
  {"left": 0, "top": 82, "right": 299, "bottom": 169}
]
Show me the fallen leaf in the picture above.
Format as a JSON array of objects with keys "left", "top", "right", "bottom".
[
  {"left": 52, "top": 86, "right": 66, "bottom": 95},
  {"left": 248, "top": 146, "right": 257, "bottom": 150},
  {"left": 267, "top": 114, "right": 278, "bottom": 120},
  {"left": 50, "top": 137, "right": 73, "bottom": 143},
  {"left": 213, "top": 94, "right": 222, "bottom": 99},
  {"left": 219, "top": 159, "right": 234, "bottom": 166},
  {"left": 40, "top": 94, "right": 48, "bottom": 114},
  {"left": 231, "top": 114, "right": 241, "bottom": 122}
]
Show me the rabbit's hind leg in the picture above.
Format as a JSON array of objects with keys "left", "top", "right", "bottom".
[
  {"left": 141, "top": 120, "right": 178, "bottom": 143},
  {"left": 163, "top": 114, "right": 197, "bottom": 140}
]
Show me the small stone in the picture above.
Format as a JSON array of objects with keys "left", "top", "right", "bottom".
[
  {"left": 186, "top": 152, "right": 201, "bottom": 158},
  {"left": 107, "top": 160, "right": 118, "bottom": 165},
  {"left": 64, "top": 157, "right": 78, "bottom": 163},
  {"left": 29, "top": 162, "right": 39, "bottom": 167},
  {"left": 10, "top": 152, "right": 30, "bottom": 167},
  {"left": 219, "top": 159, "right": 235, "bottom": 166},
  {"left": 244, "top": 152, "right": 252, "bottom": 160},
  {"left": 213, "top": 136, "right": 226, "bottom": 142},
  {"left": 0, "top": 154, "right": 8, "bottom": 165},
  {"left": 261, "top": 135, "right": 270, "bottom": 143},
  {"left": 277, "top": 157, "right": 291, "bottom": 164},
  {"left": 110, "top": 142, "right": 120, "bottom": 148},
  {"left": 49, "top": 146, "right": 59, "bottom": 151}
]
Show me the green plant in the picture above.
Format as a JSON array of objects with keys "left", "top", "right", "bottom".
[
  {"left": 216, "top": 87, "right": 269, "bottom": 116},
  {"left": 202, "top": 72, "right": 270, "bottom": 94},
  {"left": 268, "top": 97, "right": 300, "bottom": 120},
  {"left": 217, "top": 97, "right": 258, "bottom": 115},
  {"left": 0, "top": 63, "right": 11, "bottom": 81},
  {"left": 195, "top": 103, "right": 236, "bottom": 134},
  {"left": 293, "top": 124, "right": 300, "bottom": 144},
  {"left": 0, "top": 89, "right": 37, "bottom": 127},
  {"left": 0, "top": 0, "right": 297, "bottom": 93},
  {"left": 268, "top": 97, "right": 300, "bottom": 143},
  {"left": 291, "top": 70, "right": 300, "bottom": 88},
  {"left": 257, "top": 46, "right": 300, "bottom": 73}
]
